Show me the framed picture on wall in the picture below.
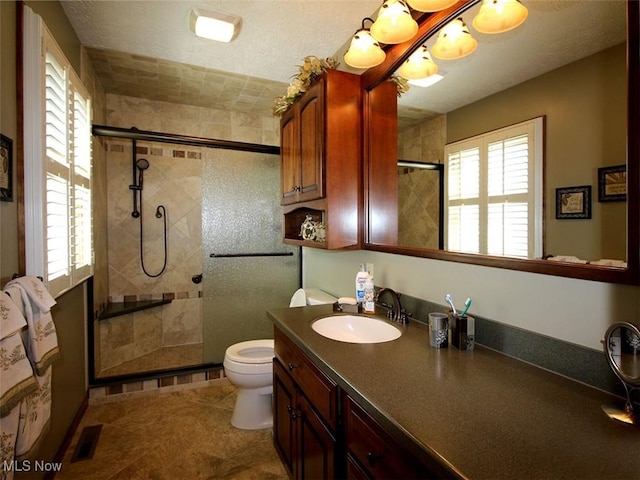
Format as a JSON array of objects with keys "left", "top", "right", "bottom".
[
  {"left": 556, "top": 185, "right": 591, "bottom": 219},
  {"left": 598, "top": 164, "right": 626, "bottom": 202},
  {"left": 0, "top": 134, "right": 13, "bottom": 202}
]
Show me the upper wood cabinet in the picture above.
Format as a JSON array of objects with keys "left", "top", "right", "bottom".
[
  {"left": 280, "top": 69, "right": 362, "bottom": 249},
  {"left": 281, "top": 79, "right": 324, "bottom": 205}
]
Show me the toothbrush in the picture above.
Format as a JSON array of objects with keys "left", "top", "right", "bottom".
[
  {"left": 445, "top": 294, "right": 457, "bottom": 315},
  {"left": 460, "top": 298, "right": 472, "bottom": 317}
]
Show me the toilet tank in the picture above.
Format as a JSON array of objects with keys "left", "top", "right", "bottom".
[{"left": 304, "top": 288, "right": 337, "bottom": 305}]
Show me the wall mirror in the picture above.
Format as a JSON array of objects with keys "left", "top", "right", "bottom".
[{"left": 362, "top": 0, "right": 639, "bottom": 284}]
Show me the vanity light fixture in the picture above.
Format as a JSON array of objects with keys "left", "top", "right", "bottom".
[
  {"left": 344, "top": 18, "right": 387, "bottom": 69},
  {"left": 397, "top": 45, "right": 438, "bottom": 79},
  {"left": 472, "top": 0, "right": 528, "bottom": 34},
  {"left": 431, "top": 17, "right": 478, "bottom": 60},
  {"left": 406, "top": 0, "right": 458, "bottom": 12},
  {"left": 371, "top": 0, "right": 419, "bottom": 45},
  {"left": 189, "top": 8, "right": 242, "bottom": 42}
]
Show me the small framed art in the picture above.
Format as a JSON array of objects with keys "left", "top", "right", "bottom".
[
  {"left": 598, "top": 164, "right": 626, "bottom": 202},
  {"left": 556, "top": 185, "right": 591, "bottom": 219},
  {"left": 0, "top": 134, "right": 13, "bottom": 202}
]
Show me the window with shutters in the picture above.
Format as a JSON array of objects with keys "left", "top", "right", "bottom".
[
  {"left": 444, "top": 118, "right": 543, "bottom": 259},
  {"left": 23, "top": 9, "right": 93, "bottom": 298}
]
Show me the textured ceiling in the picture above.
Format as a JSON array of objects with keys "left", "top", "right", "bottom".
[{"left": 60, "top": 1, "right": 627, "bottom": 125}]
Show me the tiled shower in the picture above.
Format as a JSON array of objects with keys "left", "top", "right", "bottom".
[{"left": 95, "top": 94, "right": 287, "bottom": 379}]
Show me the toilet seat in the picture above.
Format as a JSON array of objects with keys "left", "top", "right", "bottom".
[{"left": 224, "top": 339, "right": 274, "bottom": 365}]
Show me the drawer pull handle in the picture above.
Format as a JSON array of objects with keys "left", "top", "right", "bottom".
[
  {"left": 287, "top": 405, "right": 300, "bottom": 420},
  {"left": 367, "top": 452, "right": 382, "bottom": 467},
  {"left": 288, "top": 363, "right": 298, "bottom": 371}
]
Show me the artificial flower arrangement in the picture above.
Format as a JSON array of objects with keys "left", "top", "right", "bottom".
[
  {"left": 273, "top": 56, "right": 410, "bottom": 116},
  {"left": 273, "top": 56, "right": 339, "bottom": 116}
]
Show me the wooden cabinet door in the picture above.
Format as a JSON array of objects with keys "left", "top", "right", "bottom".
[
  {"left": 273, "top": 359, "right": 296, "bottom": 477},
  {"left": 297, "top": 393, "right": 336, "bottom": 480},
  {"left": 297, "top": 79, "right": 324, "bottom": 203},
  {"left": 280, "top": 107, "right": 299, "bottom": 205}
]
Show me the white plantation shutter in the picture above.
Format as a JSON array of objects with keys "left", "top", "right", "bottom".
[
  {"left": 447, "top": 146, "right": 480, "bottom": 253},
  {"left": 445, "top": 118, "right": 543, "bottom": 259},
  {"left": 23, "top": 8, "right": 93, "bottom": 298}
]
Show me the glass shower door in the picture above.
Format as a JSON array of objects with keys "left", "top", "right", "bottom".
[{"left": 202, "top": 149, "right": 300, "bottom": 364}]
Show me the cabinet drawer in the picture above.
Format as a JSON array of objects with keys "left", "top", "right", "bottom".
[
  {"left": 274, "top": 326, "right": 338, "bottom": 430},
  {"left": 345, "top": 394, "right": 440, "bottom": 480}
]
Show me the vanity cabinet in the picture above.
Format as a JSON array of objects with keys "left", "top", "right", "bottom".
[
  {"left": 273, "top": 326, "right": 338, "bottom": 479},
  {"left": 280, "top": 69, "right": 361, "bottom": 249},
  {"left": 343, "top": 394, "right": 448, "bottom": 479}
]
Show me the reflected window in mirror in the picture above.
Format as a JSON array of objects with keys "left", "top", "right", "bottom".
[{"left": 444, "top": 117, "right": 543, "bottom": 259}]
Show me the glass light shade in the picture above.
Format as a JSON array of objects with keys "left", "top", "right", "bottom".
[
  {"left": 406, "top": 0, "right": 458, "bottom": 12},
  {"left": 189, "top": 9, "right": 242, "bottom": 42},
  {"left": 397, "top": 46, "right": 438, "bottom": 80},
  {"left": 371, "top": 0, "right": 419, "bottom": 44},
  {"left": 431, "top": 18, "right": 478, "bottom": 59},
  {"left": 472, "top": 0, "right": 528, "bottom": 34},
  {"left": 344, "top": 28, "right": 386, "bottom": 69}
]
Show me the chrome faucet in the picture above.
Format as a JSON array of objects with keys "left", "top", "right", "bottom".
[{"left": 375, "top": 288, "right": 408, "bottom": 324}]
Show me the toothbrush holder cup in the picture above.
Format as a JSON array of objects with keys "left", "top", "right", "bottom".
[
  {"left": 449, "top": 314, "right": 475, "bottom": 350},
  {"left": 428, "top": 312, "right": 449, "bottom": 349}
]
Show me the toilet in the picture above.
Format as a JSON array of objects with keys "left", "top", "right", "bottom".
[{"left": 223, "top": 288, "right": 336, "bottom": 430}]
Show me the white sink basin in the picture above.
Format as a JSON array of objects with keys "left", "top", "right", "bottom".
[{"left": 311, "top": 315, "right": 401, "bottom": 344}]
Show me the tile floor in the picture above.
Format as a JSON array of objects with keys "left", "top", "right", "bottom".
[{"left": 56, "top": 379, "right": 288, "bottom": 479}]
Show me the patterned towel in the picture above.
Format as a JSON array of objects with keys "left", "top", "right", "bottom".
[
  {"left": 0, "top": 403, "right": 20, "bottom": 480},
  {"left": 0, "top": 331, "right": 38, "bottom": 419},
  {"left": 14, "top": 367, "right": 52, "bottom": 461},
  {"left": 1, "top": 292, "right": 26, "bottom": 339},
  {"left": 5, "top": 277, "right": 58, "bottom": 376}
]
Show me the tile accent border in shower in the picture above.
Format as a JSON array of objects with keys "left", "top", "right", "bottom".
[
  {"left": 89, "top": 367, "right": 228, "bottom": 405},
  {"left": 108, "top": 139, "right": 203, "bottom": 160},
  {"left": 108, "top": 290, "right": 203, "bottom": 303}
]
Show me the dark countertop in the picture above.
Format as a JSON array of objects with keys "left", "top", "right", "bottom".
[{"left": 267, "top": 304, "right": 640, "bottom": 480}]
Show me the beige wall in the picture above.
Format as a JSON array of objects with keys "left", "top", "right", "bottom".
[{"left": 448, "top": 43, "right": 627, "bottom": 261}]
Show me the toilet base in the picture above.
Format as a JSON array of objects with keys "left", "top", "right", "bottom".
[{"left": 230, "top": 386, "right": 273, "bottom": 430}]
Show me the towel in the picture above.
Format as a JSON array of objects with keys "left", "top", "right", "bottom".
[
  {"left": 5, "top": 277, "right": 58, "bottom": 376},
  {"left": 0, "top": 404, "right": 20, "bottom": 480},
  {"left": 546, "top": 255, "right": 588, "bottom": 264},
  {"left": 1, "top": 292, "right": 27, "bottom": 339},
  {"left": 0, "top": 331, "right": 38, "bottom": 418},
  {"left": 14, "top": 367, "right": 52, "bottom": 461},
  {"left": 590, "top": 259, "right": 627, "bottom": 268}
]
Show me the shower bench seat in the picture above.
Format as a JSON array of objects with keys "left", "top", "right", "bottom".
[{"left": 98, "top": 299, "right": 172, "bottom": 320}]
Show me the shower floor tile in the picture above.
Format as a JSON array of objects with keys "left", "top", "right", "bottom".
[
  {"left": 56, "top": 379, "right": 287, "bottom": 479},
  {"left": 97, "top": 344, "right": 203, "bottom": 378}
]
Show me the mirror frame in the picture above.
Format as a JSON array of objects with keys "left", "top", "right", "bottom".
[{"left": 362, "top": 0, "right": 639, "bottom": 284}]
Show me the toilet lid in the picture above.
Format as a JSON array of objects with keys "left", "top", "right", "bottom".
[
  {"left": 289, "top": 288, "right": 307, "bottom": 307},
  {"left": 225, "top": 339, "right": 274, "bottom": 364}
]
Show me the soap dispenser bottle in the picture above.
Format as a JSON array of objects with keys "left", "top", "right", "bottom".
[
  {"left": 355, "top": 264, "right": 367, "bottom": 306},
  {"left": 363, "top": 274, "right": 375, "bottom": 314}
]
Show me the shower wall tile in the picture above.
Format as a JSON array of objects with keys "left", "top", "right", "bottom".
[
  {"left": 134, "top": 309, "right": 163, "bottom": 357},
  {"left": 163, "top": 298, "right": 203, "bottom": 346}
]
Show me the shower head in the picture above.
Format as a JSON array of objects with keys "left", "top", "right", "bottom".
[{"left": 136, "top": 158, "right": 150, "bottom": 170}]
